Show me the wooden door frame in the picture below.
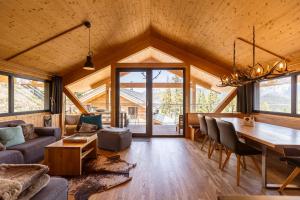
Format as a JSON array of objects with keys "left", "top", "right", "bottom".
[{"left": 113, "top": 63, "right": 187, "bottom": 138}]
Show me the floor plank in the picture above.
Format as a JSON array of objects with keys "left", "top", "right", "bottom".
[{"left": 87, "top": 138, "right": 300, "bottom": 200}]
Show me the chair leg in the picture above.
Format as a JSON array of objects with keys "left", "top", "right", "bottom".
[
  {"left": 218, "top": 144, "right": 223, "bottom": 169},
  {"left": 236, "top": 154, "right": 241, "bottom": 186},
  {"left": 201, "top": 135, "right": 208, "bottom": 151},
  {"left": 278, "top": 167, "right": 300, "bottom": 193},
  {"left": 208, "top": 138, "right": 212, "bottom": 158},
  {"left": 222, "top": 150, "right": 232, "bottom": 170},
  {"left": 250, "top": 156, "right": 261, "bottom": 174},
  {"left": 242, "top": 156, "right": 247, "bottom": 170},
  {"left": 209, "top": 141, "right": 216, "bottom": 159}
]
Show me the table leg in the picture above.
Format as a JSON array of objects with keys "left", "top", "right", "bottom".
[
  {"left": 262, "top": 145, "right": 300, "bottom": 190},
  {"left": 261, "top": 145, "right": 267, "bottom": 187}
]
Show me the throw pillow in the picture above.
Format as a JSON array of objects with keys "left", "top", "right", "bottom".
[
  {"left": 0, "top": 126, "right": 25, "bottom": 147},
  {"left": 20, "top": 124, "right": 38, "bottom": 140},
  {"left": 79, "top": 115, "right": 102, "bottom": 130},
  {"left": 0, "top": 142, "right": 6, "bottom": 151},
  {"left": 78, "top": 122, "right": 98, "bottom": 133}
]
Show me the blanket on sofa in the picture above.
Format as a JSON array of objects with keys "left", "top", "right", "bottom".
[{"left": 0, "top": 164, "right": 50, "bottom": 200}]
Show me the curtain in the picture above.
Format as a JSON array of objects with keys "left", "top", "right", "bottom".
[
  {"left": 237, "top": 83, "right": 253, "bottom": 114},
  {"left": 50, "top": 76, "right": 63, "bottom": 114}
]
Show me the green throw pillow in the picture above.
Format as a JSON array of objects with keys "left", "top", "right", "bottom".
[
  {"left": 0, "top": 126, "right": 25, "bottom": 147},
  {"left": 79, "top": 115, "right": 102, "bottom": 129}
]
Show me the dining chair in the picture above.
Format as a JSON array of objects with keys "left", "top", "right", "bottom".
[
  {"left": 198, "top": 114, "right": 208, "bottom": 151},
  {"left": 278, "top": 148, "right": 300, "bottom": 192},
  {"left": 205, "top": 116, "right": 223, "bottom": 169},
  {"left": 217, "top": 120, "right": 261, "bottom": 186}
]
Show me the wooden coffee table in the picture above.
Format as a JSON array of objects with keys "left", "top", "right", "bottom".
[{"left": 44, "top": 134, "right": 97, "bottom": 176}]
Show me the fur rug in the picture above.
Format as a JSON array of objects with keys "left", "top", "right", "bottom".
[
  {"left": 68, "top": 155, "right": 136, "bottom": 200},
  {"left": 0, "top": 164, "right": 49, "bottom": 200}
]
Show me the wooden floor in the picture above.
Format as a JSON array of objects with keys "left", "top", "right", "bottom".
[
  {"left": 89, "top": 138, "right": 300, "bottom": 200},
  {"left": 128, "top": 125, "right": 183, "bottom": 135}
]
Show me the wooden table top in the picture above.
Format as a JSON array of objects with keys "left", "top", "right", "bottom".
[
  {"left": 219, "top": 118, "right": 300, "bottom": 148},
  {"left": 46, "top": 134, "right": 97, "bottom": 148}
]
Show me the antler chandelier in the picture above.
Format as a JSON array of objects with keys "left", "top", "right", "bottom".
[{"left": 218, "top": 26, "right": 293, "bottom": 87}]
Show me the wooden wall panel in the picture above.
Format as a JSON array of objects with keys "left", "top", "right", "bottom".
[
  {"left": 0, "top": 112, "right": 60, "bottom": 128},
  {"left": 254, "top": 113, "right": 300, "bottom": 129}
]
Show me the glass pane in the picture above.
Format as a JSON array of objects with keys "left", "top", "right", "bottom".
[
  {"left": 297, "top": 76, "right": 300, "bottom": 114},
  {"left": 119, "top": 72, "right": 146, "bottom": 134},
  {"left": 65, "top": 95, "right": 80, "bottom": 114},
  {"left": 152, "top": 70, "right": 184, "bottom": 136},
  {"left": 0, "top": 75, "right": 9, "bottom": 113},
  {"left": 193, "top": 85, "right": 231, "bottom": 113},
  {"left": 14, "top": 78, "right": 45, "bottom": 112},
  {"left": 255, "top": 77, "right": 291, "bottom": 113}
]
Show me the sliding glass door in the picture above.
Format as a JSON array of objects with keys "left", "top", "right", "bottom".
[
  {"left": 116, "top": 69, "right": 151, "bottom": 137},
  {"left": 152, "top": 70, "right": 184, "bottom": 136},
  {"left": 116, "top": 68, "right": 185, "bottom": 137}
]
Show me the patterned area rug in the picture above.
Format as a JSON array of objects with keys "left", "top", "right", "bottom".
[{"left": 68, "top": 155, "right": 136, "bottom": 200}]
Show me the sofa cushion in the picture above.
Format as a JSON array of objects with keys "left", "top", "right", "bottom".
[
  {"left": 8, "top": 136, "right": 56, "bottom": 163},
  {"left": 79, "top": 122, "right": 98, "bottom": 133},
  {"left": 0, "top": 126, "right": 25, "bottom": 147},
  {"left": 31, "top": 177, "right": 68, "bottom": 200},
  {"left": 0, "top": 150, "right": 24, "bottom": 164},
  {"left": 79, "top": 114, "right": 102, "bottom": 129},
  {"left": 21, "top": 124, "right": 38, "bottom": 140}
]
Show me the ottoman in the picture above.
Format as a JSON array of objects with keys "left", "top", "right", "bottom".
[{"left": 97, "top": 127, "right": 132, "bottom": 151}]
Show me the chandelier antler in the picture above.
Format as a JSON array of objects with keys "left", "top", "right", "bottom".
[{"left": 218, "top": 26, "right": 294, "bottom": 87}]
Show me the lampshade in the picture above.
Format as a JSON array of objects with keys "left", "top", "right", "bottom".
[{"left": 83, "top": 55, "right": 95, "bottom": 70}]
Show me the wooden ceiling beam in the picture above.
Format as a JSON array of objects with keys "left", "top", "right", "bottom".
[
  {"left": 120, "top": 82, "right": 183, "bottom": 88},
  {"left": 90, "top": 77, "right": 111, "bottom": 89},
  {"left": 149, "top": 36, "right": 231, "bottom": 77},
  {"left": 63, "top": 35, "right": 229, "bottom": 87},
  {"left": 214, "top": 89, "right": 237, "bottom": 113},
  {"left": 191, "top": 77, "right": 212, "bottom": 91},
  {"left": 63, "top": 86, "right": 88, "bottom": 114},
  {"left": 115, "top": 62, "right": 185, "bottom": 68}
]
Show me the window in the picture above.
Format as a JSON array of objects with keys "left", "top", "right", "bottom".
[
  {"left": 254, "top": 77, "right": 291, "bottom": 113},
  {"left": 0, "top": 72, "right": 51, "bottom": 116},
  {"left": 14, "top": 78, "right": 49, "bottom": 112},
  {"left": 0, "top": 75, "right": 9, "bottom": 113},
  {"left": 193, "top": 85, "right": 232, "bottom": 113}
]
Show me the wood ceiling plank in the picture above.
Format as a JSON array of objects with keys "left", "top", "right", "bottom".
[
  {"left": 1, "top": 0, "right": 300, "bottom": 75},
  {"left": 63, "top": 33, "right": 151, "bottom": 86},
  {"left": 150, "top": 36, "right": 231, "bottom": 77}
]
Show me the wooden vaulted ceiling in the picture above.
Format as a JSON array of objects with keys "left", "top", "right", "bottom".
[{"left": 1, "top": 0, "right": 300, "bottom": 77}]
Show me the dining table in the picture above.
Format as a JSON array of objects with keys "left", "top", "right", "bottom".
[{"left": 219, "top": 117, "right": 300, "bottom": 189}]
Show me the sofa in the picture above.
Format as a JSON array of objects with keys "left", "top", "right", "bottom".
[
  {"left": 0, "top": 120, "right": 61, "bottom": 164},
  {"left": 0, "top": 120, "right": 68, "bottom": 200}
]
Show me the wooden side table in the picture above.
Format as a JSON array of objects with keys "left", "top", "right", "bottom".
[{"left": 45, "top": 134, "right": 97, "bottom": 176}]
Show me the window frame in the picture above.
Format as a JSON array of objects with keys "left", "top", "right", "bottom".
[
  {"left": 0, "top": 71, "right": 51, "bottom": 117},
  {"left": 253, "top": 72, "right": 299, "bottom": 117}
]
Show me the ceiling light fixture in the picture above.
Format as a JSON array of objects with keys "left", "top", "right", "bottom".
[
  {"left": 218, "top": 26, "right": 293, "bottom": 87},
  {"left": 83, "top": 21, "right": 95, "bottom": 70}
]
